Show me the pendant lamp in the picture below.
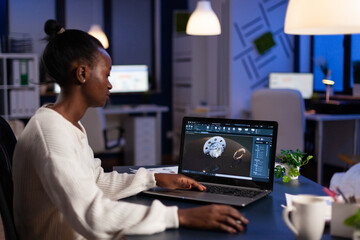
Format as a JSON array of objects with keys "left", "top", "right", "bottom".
[
  {"left": 284, "top": 0, "right": 360, "bottom": 35},
  {"left": 186, "top": 0, "right": 221, "bottom": 36},
  {"left": 88, "top": 0, "right": 109, "bottom": 49},
  {"left": 88, "top": 24, "right": 109, "bottom": 49}
]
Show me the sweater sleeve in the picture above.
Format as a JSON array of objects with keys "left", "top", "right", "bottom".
[
  {"left": 94, "top": 158, "right": 157, "bottom": 200},
  {"left": 33, "top": 118, "right": 179, "bottom": 239}
]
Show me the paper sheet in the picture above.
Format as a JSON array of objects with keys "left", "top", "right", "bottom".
[{"left": 129, "top": 166, "right": 178, "bottom": 174}]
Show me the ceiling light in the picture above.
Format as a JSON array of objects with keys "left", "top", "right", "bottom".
[
  {"left": 186, "top": 0, "right": 221, "bottom": 36},
  {"left": 284, "top": 0, "right": 360, "bottom": 35},
  {"left": 88, "top": 24, "right": 109, "bottom": 49}
]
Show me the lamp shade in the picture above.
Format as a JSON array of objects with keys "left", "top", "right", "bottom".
[
  {"left": 284, "top": 0, "right": 360, "bottom": 35},
  {"left": 88, "top": 24, "right": 109, "bottom": 49},
  {"left": 186, "top": 1, "right": 221, "bottom": 36}
]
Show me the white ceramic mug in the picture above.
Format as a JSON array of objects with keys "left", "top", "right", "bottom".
[{"left": 282, "top": 195, "right": 326, "bottom": 240}]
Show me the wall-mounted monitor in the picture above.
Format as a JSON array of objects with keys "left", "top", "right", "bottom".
[
  {"left": 109, "top": 65, "right": 149, "bottom": 94},
  {"left": 268, "top": 72, "right": 314, "bottom": 99}
]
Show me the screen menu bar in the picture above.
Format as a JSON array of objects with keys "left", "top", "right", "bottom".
[{"left": 185, "top": 123, "right": 274, "bottom": 136}]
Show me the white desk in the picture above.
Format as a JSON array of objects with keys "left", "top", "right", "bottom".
[
  {"left": 305, "top": 112, "right": 360, "bottom": 184},
  {"left": 101, "top": 104, "right": 169, "bottom": 165}
]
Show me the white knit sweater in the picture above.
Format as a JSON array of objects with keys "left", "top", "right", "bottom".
[{"left": 12, "top": 106, "right": 179, "bottom": 240}]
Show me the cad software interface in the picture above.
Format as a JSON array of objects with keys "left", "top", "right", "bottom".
[{"left": 181, "top": 120, "right": 275, "bottom": 183}]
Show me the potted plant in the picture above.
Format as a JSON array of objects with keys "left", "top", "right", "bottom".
[
  {"left": 315, "top": 56, "right": 331, "bottom": 79},
  {"left": 274, "top": 149, "right": 313, "bottom": 183},
  {"left": 344, "top": 208, "right": 360, "bottom": 240}
]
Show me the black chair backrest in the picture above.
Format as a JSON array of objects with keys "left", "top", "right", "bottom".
[{"left": 0, "top": 116, "right": 18, "bottom": 240}]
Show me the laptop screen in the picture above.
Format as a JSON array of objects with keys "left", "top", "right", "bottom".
[{"left": 179, "top": 117, "right": 278, "bottom": 190}]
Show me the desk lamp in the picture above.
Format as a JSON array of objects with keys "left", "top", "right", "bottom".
[{"left": 322, "top": 79, "right": 334, "bottom": 103}]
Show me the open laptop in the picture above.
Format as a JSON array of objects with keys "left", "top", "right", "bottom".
[{"left": 143, "top": 117, "right": 278, "bottom": 207}]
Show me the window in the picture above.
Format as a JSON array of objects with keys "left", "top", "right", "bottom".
[
  {"left": 351, "top": 34, "right": 360, "bottom": 88},
  {"left": 313, "top": 35, "right": 344, "bottom": 92}
]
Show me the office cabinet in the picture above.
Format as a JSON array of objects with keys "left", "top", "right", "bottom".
[
  {"left": 171, "top": 6, "right": 229, "bottom": 158},
  {"left": 172, "top": 33, "right": 192, "bottom": 157},
  {"left": 0, "top": 53, "right": 39, "bottom": 119},
  {"left": 124, "top": 116, "right": 158, "bottom": 166}
]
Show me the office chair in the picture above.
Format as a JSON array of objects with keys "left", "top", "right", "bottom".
[
  {"left": 251, "top": 88, "right": 306, "bottom": 155},
  {"left": 80, "top": 108, "right": 125, "bottom": 155},
  {"left": 337, "top": 154, "right": 360, "bottom": 167},
  {"left": 0, "top": 116, "right": 19, "bottom": 240}
]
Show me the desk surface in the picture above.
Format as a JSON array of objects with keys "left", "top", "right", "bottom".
[{"left": 114, "top": 166, "right": 339, "bottom": 240}]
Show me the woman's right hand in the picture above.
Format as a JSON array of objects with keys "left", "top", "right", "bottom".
[{"left": 178, "top": 204, "right": 248, "bottom": 233}]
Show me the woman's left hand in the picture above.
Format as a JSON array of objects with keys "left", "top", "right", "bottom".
[{"left": 154, "top": 173, "right": 206, "bottom": 191}]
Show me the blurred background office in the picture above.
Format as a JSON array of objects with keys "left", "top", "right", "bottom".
[{"left": 2, "top": 0, "right": 360, "bottom": 187}]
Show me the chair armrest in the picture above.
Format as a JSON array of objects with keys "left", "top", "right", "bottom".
[{"left": 103, "top": 126, "right": 125, "bottom": 150}]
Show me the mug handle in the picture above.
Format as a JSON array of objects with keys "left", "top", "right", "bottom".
[{"left": 282, "top": 207, "right": 299, "bottom": 236}]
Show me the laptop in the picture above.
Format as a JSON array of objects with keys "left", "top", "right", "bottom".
[{"left": 143, "top": 116, "right": 278, "bottom": 207}]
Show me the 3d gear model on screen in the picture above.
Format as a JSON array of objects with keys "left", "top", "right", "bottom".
[
  {"left": 203, "top": 136, "right": 226, "bottom": 158},
  {"left": 233, "top": 147, "right": 246, "bottom": 160}
]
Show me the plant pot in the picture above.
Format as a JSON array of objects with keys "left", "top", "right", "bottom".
[
  {"left": 353, "top": 229, "right": 360, "bottom": 240},
  {"left": 275, "top": 163, "right": 300, "bottom": 181}
]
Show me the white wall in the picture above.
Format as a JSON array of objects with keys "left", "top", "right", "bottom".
[
  {"left": 8, "top": 0, "right": 155, "bottom": 79},
  {"left": 111, "top": 0, "right": 152, "bottom": 66},
  {"left": 187, "top": 0, "right": 230, "bottom": 109},
  {"left": 187, "top": 0, "right": 294, "bottom": 118},
  {"left": 8, "top": 0, "right": 103, "bottom": 55},
  {"left": 230, "top": 0, "right": 294, "bottom": 118},
  {"left": 9, "top": 0, "right": 55, "bottom": 55},
  {"left": 9, "top": 0, "right": 103, "bottom": 56},
  {"left": 66, "top": 0, "right": 99, "bottom": 32}
]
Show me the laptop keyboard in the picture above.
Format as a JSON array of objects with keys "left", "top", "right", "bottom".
[{"left": 202, "top": 184, "right": 262, "bottom": 198}]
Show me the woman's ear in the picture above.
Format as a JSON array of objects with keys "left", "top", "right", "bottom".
[{"left": 75, "top": 65, "right": 88, "bottom": 84}]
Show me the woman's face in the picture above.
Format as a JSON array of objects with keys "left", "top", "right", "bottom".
[{"left": 83, "top": 48, "right": 112, "bottom": 107}]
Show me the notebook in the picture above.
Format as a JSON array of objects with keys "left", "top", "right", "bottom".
[{"left": 143, "top": 116, "right": 278, "bottom": 207}]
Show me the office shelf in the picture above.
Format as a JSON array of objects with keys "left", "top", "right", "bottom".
[
  {"left": 171, "top": 29, "right": 229, "bottom": 158},
  {"left": 0, "top": 53, "right": 39, "bottom": 119}
]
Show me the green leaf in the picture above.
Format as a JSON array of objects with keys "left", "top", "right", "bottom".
[
  {"left": 283, "top": 175, "right": 291, "bottom": 183},
  {"left": 274, "top": 165, "right": 285, "bottom": 178},
  {"left": 278, "top": 149, "right": 313, "bottom": 168},
  {"left": 302, "top": 155, "right": 313, "bottom": 166},
  {"left": 344, "top": 209, "right": 360, "bottom": 229}
]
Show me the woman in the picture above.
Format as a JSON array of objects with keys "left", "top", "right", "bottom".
[{"left": 12, "top": 20, "right": 248, "bottom": 239}]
